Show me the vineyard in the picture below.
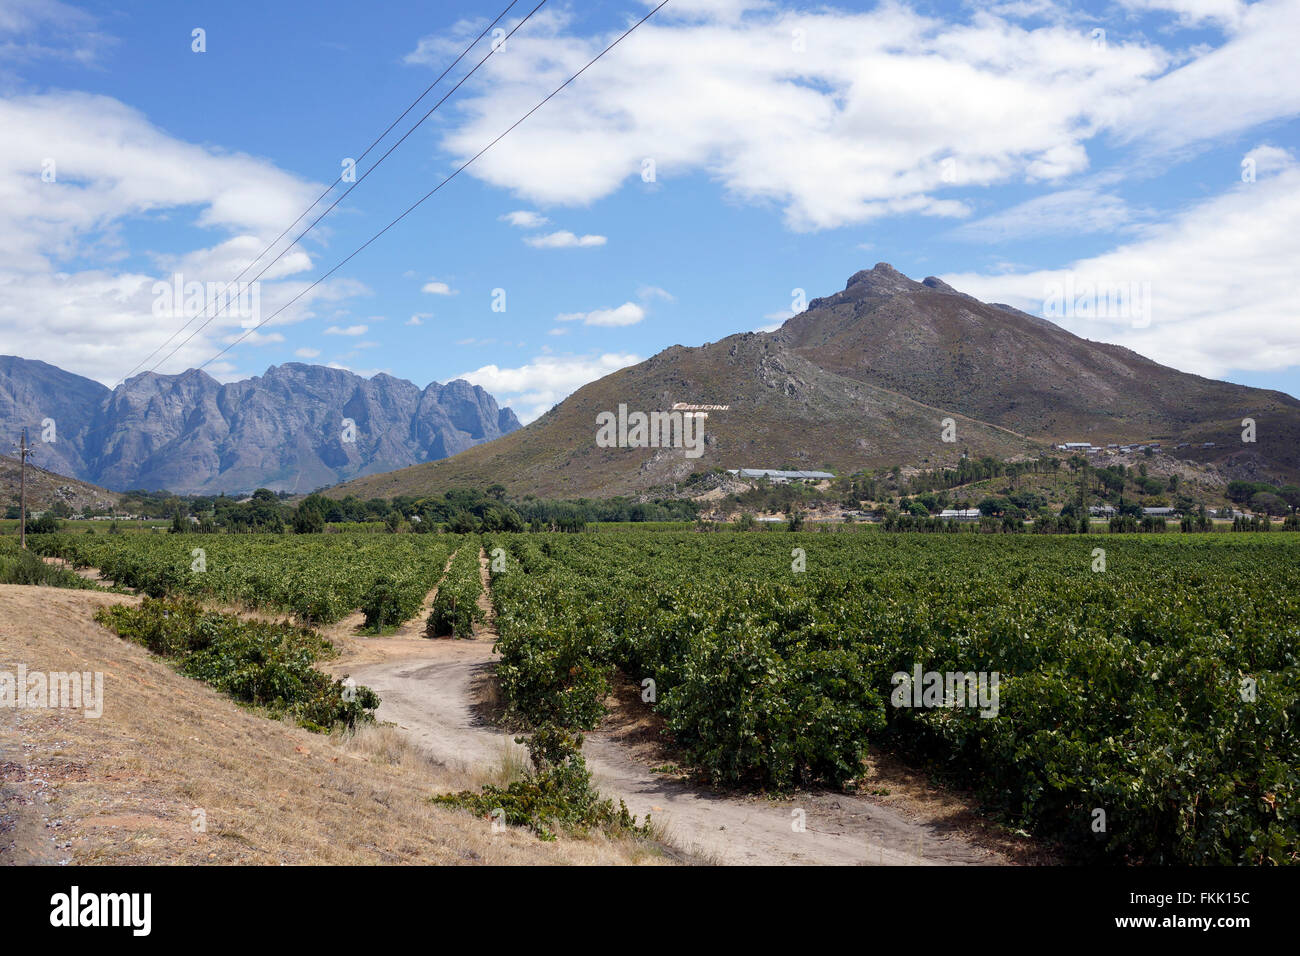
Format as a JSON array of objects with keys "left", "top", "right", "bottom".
[
  {"left": 26, "top": 527, "right": 1300, "bottom": 863},
  {"left": 483, "top": 531, "right": 1300, "bottom": 864},
  {"left": 29, "top": 533, "right": 454, "bottom": 626},
  {"left": 425, "top": 542, "right": 485, "bottom": 637}
]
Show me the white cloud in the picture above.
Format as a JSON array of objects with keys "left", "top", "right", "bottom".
[
  {"left": 1241, "top": 143, "right": 1294, "bottom": 175},
  {"left": 499, "top": 209, "right": 549, "bottom": 228},
  {"left": 757, "top": 309, "right": 793, "bottom": 331},
  {"left": 976, "top": 0, "right": 1072, "bottom": 21},
  {"left": 0, "top": 0, "right": 114, "bottom": 65},
  {"left": 430, "top": 3, "right": 1170, "bottom": 231},
  {"left": 458, "top": 351, "right": 642, "bottom": 421},
  {"left": 637, "top": 284, "right": 675, "bottom": 302},
  {"left": 424, "top": 1, "right": 1300, "bottom": 233},
  {"left": 294, "top": 347, "right": 321, "bottom": 358},
  {"left": 0, "top": 92, "right": 324, "bottom": 271},
  {"left": 324, "top": 324, "right": 368, "bottom": 336},
  {"left": 1119, "top": 0, "right": 1248, "bottom": 30},
  {"left": 422, "top": 280, "right": 456, "bottom": 295},
  {"left": 406, "top": 313, "right": 431, "bottom": 326},
  {"left": 940, "top": 148, "right": 1300, "bottom": 379},
  {"left": 0, "top": 89, "right": 364, "bottom": 384},
  {"left": 1107, "top": 0, "right": 1300, "bottom": 154},
  {"left": 227, "top": 330, "right": 284, "bottom": 345},
  {"left": 950, "top": 188, "right": 1134, "bottom": 241},
  {"left": 523, "top": 230, "right": 607, "bottom": 248},
  {"left": 556, "top": 302, "right": 646, "bottom": 327}
]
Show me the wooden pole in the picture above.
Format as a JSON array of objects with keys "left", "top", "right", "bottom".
[{"left": 18, "top": 427, "right": 28, "bottom": 549}]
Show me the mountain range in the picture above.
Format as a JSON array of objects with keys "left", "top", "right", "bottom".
[
  {"left": 330, "top": 263, "right": 1300, "bottom": 500},
  {"left": 0, "top": 358, "right": 521, "bottom": 494}
]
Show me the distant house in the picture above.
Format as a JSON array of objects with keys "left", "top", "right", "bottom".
[
  {"left": 939, "top": 509, "right": 981, "bottom": 521},
  {"left": 1143, "top": 507, "right": 1177, "bottom": 516},
  {"left": 1089, "top": 505, "right": 1117, "bottom": 516},
  {"left": 726, "top": 468, "right": 835, "bottom": 484}
]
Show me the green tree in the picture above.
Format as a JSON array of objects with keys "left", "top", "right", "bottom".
[
  {"left": 29, "top": 513, "right": 61, "bottom": 533},
  {"left": 1250, "top": 491, "right": 1288, "bottom": 517},
  {"left": 293, "top": 502, "right": 325, "bottom": 534}
]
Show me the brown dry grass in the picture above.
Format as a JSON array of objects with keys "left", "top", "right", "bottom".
[{"left": 0, "top": 584, "right": 669, "bottom": 866}]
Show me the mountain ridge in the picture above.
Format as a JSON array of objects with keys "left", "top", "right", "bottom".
[
  {"left": 0, "top": 358, "right": 522, "bottom": 494},
  {"left": 328, "top": 263, "right": 1300, "bottom": 500}
]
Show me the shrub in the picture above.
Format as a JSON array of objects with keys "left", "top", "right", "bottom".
[
  {"left": 94, "top": 598, "right": 378, "bottom": 731},
  {"left": 432, "top": 724, "right": 648, "bottom": 841},
  {"left": 659, "top": 630, "right": 885, "bottom": 788},
  {"left": 363, "top": 574, "right": 410, "bottom": 631},
  {"left": 0, "top": 544, "right": 97, "bottom": 589}
]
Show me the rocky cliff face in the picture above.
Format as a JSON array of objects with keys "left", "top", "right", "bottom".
[
  {"left": 0, "top": 356, "right": 109, "bottom": 480},
  {"left": 0, "top": 358, "right": 521, "bottom": 493}
]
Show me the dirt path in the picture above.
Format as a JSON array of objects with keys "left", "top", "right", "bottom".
[
  {"left": 39, "top": 555, "right": 110, "bottom": 584},
  {"left": 345, "top": 558, "right": 1009, "bottom": 865},
  {"left": 348, "top": 641, "right": 1005, "bottom": 864}
]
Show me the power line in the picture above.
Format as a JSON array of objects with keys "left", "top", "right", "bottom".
[
  {"left": 147, "top": 0, "right": 549, "bottom": 379},
  {"left": 196, "top": 0, "right": 672, "bottom": 377},
  {"left": 116, "top": 0, "right": 524, "bottom": 387}
]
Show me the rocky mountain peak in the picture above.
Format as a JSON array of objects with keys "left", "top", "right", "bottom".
[
  {"left": 844, "top": 262, "right": 924, "bottom": 297},
  {"left": 921, "top": 276, "right": 959, "bottom": 294}
]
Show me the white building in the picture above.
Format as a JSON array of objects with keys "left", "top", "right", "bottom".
[{"left": 726, "top": 468, "right": 835, "bottom": 484}]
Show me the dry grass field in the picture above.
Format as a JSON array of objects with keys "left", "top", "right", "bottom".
[{"left": 0, "top": 584, "right": 669, "bottom": 866}]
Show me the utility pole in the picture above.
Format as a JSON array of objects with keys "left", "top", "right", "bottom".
[{"left": 17, "top": 427, "right": 30, "bottom": 549}]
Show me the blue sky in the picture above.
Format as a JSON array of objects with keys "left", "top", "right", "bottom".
[{"left": 1, "top": 0, "right": 1298, "bottom": 420}]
